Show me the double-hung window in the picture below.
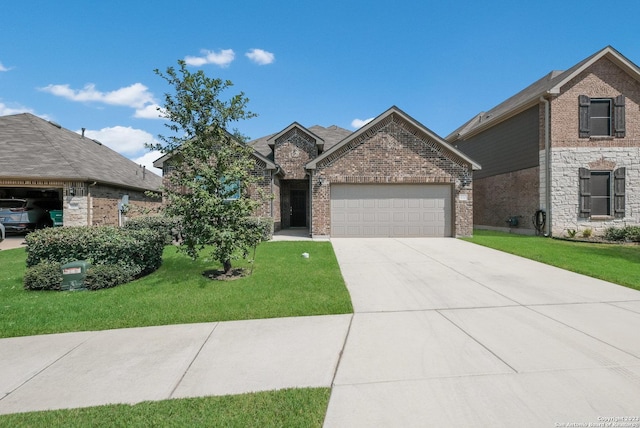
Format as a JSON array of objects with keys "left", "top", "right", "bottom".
[
  {"left": 579, "top": 167, "right": 626, "bottom": 218},
  {"left": 589, "top": 99, "right": 612, "bottom": 136},
  {"left": 579, "top": 95, "right": 626, "bottom": 138},
  {"left": 589, "top": 171, "right": 611, "bottom": 215}
]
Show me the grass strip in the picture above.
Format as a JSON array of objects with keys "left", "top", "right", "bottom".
[
  {"left": 462, "top": 229, "right": 640, "bottom": 290},
  {"left": 0, "top": 387, "right": 330, "bottom": 428}
]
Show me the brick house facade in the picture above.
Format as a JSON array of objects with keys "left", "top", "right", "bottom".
[
  {"left": 448, "top": 46, "right": 640, "bottom": 237},
  {"left": 250, "top": 106, "right": 480, "bottom": 238}
]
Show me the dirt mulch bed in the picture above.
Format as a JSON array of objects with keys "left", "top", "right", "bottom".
[
  {"left": 553, "top": 236, "right": 639, "bottom": 245},
  {"left": 202, "top": 268, "right": 248, "bottom": 281}
]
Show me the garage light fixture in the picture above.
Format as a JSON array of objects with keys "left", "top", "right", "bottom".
[{"left": 317, "top": 177, "right": 327, "bottom": 186}]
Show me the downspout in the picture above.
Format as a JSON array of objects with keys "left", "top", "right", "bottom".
[
  {"left": 540, "top": 96, "right": 551, "bottom": 236},
  {"left": 308, "top": 169, "right": 313, "bottom": 238}
]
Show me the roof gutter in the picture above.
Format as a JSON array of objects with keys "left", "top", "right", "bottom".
[{"left": 0, "top": 176, "right": 161, "bottom": 193}]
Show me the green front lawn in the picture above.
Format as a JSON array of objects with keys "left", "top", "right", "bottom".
[
  {"left": 0, "top": 241, "right": 353, "bottom": 338},
  {"left": 0, "top": 388, "right": 330, "bottom": 428},
  {"left": 463, "top": 229, "right": 640, "bottom": 290}
]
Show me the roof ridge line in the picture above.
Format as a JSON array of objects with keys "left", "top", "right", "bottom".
[{"left": 28, "top": 114, "right": 84, "bottom": 180}]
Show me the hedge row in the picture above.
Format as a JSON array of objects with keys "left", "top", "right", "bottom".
[
  {"left": 23, "top": 261, "right": 143, "bottom": 291},
  {"left": 24, "top": 224, "right": 166, "bottom": 291},
  {"left": 25, "top": 226, "right": 165, "bottom": 273},
  {"left": 84, "top": 263, "right": 143, "bottom": 291},
  {"left": 604, "top": 225, "right": 640, "bottom": 242}
]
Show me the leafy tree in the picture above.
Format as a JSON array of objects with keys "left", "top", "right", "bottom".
[{"left": 151, "top": 60, "right": 262, "bottom": 273}]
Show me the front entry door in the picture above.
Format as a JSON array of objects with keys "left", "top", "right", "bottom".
[{"left": 290, "top": 190, "right": 307, "bottom": 227}]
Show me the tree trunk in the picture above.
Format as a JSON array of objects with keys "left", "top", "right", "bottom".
[{"left": 223, "top": 259, "right": 232, "bottom": 274}]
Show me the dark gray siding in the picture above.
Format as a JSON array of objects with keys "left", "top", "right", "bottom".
[{"left": 455, "top": 106, "right": 540, "bottom": 179}]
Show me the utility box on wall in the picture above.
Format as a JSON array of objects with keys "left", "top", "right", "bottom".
[{"left": 61, "top": 260, "right": 91, "bottom": 291}]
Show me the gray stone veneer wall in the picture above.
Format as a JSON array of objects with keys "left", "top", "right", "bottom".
[{"left": 548, "top": 147, "right": 640, "bottom": 236}]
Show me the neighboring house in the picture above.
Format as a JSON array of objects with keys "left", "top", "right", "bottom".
[
  {"left": 155, "top": 106, "right": 480, "bottom": 238},
  {"left": 0, "top": 113, "right": 163, "bottom": 228},
  {"left": 447, "top": 46, "right": 640, "bottom": 237}
]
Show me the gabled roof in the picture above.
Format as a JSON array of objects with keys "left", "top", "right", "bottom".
[
  {"left": 0, "top": 113, "right": 162, "bottom": 191},
  {"left": 447, "top": 46, "right": 640, "bottom": 142},
  {"left": 249, "top": 124, "right": 351, "bottom": 159},
  {"left": 267, "top": 122, "right": 325, "bottom": 151},
  {"left": 306, "top": 106, "right": 481, "bottom": 170}
]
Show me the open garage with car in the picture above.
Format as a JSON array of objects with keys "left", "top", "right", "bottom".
[{"left": 0, "top": 188, "right": 62, "bottom": 233}]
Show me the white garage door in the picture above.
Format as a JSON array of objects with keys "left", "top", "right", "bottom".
[{"left": 330, "top": 184, "right": 452, "bottom": 237}]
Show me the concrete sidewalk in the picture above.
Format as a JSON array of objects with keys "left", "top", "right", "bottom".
[
  {"left": 324, "top": 238, "right": 640, "bottom": 427},
  {"left": 0, "top": 315, "right": 351, "bottom": 415}
]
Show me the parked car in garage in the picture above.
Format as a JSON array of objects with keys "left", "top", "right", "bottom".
[{"left": 0, "top": 198, "right": 60, "bottom": 233}]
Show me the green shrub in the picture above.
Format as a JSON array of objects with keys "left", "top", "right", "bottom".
[
  {"left": 604, "top": 225, "right": 640, "bottom": 242},
  {"left": 604, "top": 226, "right": 640, "bottom": 242},
  {"left": 624, "top": 226, "right": 640, "bottom": 242},
  {"left": 566, "top": 229, "right": 577, "bottom": 238},
  {"left": 245, "top": 217, "right": 274, "bottom": 242},
  {"left": 124, "top": 215, "right": 181, "bottom": 245},
  {"left": 25, "top": 226, "right": 165, "bottom": 275},
  {"left": 604, "top": 227, "right": 627, "bottom": 241},
  {"left": 85, "top": 263, "right": 142, "bottom": 290},
  {"left": 23, "top": 261, "right": 63, "bottom": 291},
  {"left": 582, "top": 228, "right": 592, "bottom": 238}
]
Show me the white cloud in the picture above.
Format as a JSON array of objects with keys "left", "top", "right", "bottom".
[
  {"left": 78, "top": 126, "right": 162, "bottom": 175},
  {"left": 351, "top": 117, "right": 374, "bottom": 129},
  {"left": 245, "top": 49, "right": 275, "bottom": 65},
  {"left": 0, "top": 102, "right": 34, "bottom": 116},
  {"left": 132, "top": 150, "right": 163, "bottom": 176},
  {"left": 184, "top": 49, "right": 235, "bottom": 67},
  {"left": 80, "top": 126, "right": 157, "bottom": 156},
  {"left": 0, "top": 62, "right": 11, "bottom": 72},
  {"left": 134, "top": 103, "right": 165, "bottom": 119},
  {"left": 40, "top": 82, "right": 155, "bottom": 109}
]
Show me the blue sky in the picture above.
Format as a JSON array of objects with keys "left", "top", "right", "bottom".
[{"left": 2, "top": 0, "right": 640, "bottom": 175}]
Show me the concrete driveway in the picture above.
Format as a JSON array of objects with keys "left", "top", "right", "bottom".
[
  {"left": 0, "top": 236, "right": 26, "bottom": 251},
  {"left": 325, "top": 238, "right": 640, "bottom": 427}
]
